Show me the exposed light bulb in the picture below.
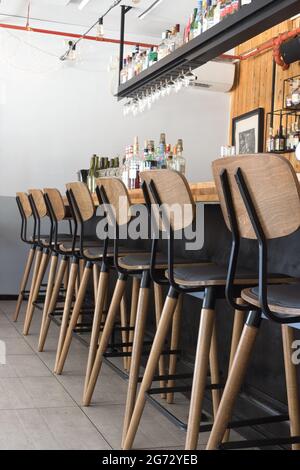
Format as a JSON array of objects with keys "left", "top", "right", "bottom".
[
  {"left": 96, "top": 18, "right": 104, "bottom": 38},
  {"left": 68, "top": 41, "right": 77, "bottom": 61}
]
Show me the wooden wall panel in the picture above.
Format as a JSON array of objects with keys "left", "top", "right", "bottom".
[{"left": 230, "top": 17, "right": 300, "bottom": 171}]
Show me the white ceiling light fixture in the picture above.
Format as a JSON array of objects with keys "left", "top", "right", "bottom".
[
  {"left": 139, "top": 0, "right": 164, "bottom": 20},
  {"left": 78, "top": 0, "right": 92, "bottom": 10}
]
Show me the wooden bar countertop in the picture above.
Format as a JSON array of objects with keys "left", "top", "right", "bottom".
[
  {"left": 128, "top": 181, "right": 219, "bottom": 204},
  {"left": 74, "top": 173, "right": 300, "bottom": 205}
]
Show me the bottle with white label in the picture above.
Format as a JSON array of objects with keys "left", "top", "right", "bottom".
[{"left": 128, "top": 137, "right": 141, "bottom": 189}]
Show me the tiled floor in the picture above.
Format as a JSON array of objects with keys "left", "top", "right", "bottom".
[{"left": 0, "top": 300, "right": 240, "bottom": 450}]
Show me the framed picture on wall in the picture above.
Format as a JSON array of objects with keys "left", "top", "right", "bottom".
[{"left": 232, "top": 108, "right": 265, "bottom": 154}]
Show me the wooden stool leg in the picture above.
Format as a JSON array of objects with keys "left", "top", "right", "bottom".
[
  {"left": 122, "top": 271, "right": 151, "bottom": 446},
  {"left": 209, "top": 323, "right": 221, "bottom": 419},
  {"left": 53, "top": 259, "right": 79, "bottom": 372},
  {"left": 185, "top": 287, "right": 217, "bottom": 450},
  {"left": 38, "top": 253, "right": 58, "bottom": 349},
  {"left": 55, "top": 262, "right": 92, "bottom": 375},
  {"left": 122, "top": 288, "right": 178, "bottom": 450},
  {"left": 167, "top": 294, "right": 183, "bottom": 404},
  {"left": 120, "top": 293, "right": 129, "bottom": 370},
  {"left": 14, "top": 247, "right": 36, "bottom": 322},
  {"left": 23, "top": 249, "right": 49, "bottom": 336},
  {"left": 154, "top": 282, "right": 167, "bottom": 399},
  {"left": 38, "top": 256, "right": 68, "bottom": 351},
  {"left": 223, "top": 298, "right": 246, "bottom": 442},
  {"left": 229, "top": 298, "right": 247, "bottom": 370},
  {"left": 282, "top": 325, "right": 300, "bottom": 451},
  {"left": 83, "top": 275, "right": 127, "bottom": 406},
  {"left": 206, "top": 311, "right": 261, "bottom": 450},
  {"left": 83, "top": 268, "right": 109, "bottom": 396},
  {"left": 127, "top": 277, "right": 141, "bottom": 371}
]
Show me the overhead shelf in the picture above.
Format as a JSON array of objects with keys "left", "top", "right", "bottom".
[{"left": 117, "top": 0, "right": 300, "bottom": 100}]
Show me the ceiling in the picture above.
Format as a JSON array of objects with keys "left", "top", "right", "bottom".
[{"left": 0, "top": 0, "right": 197, "bottom": 40}]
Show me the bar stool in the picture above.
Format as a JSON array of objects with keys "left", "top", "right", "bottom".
[
  {"left": 23, "top": 189, "right": 75, "bottom": 336},
  {"left": 14, "top": 192, "right": 39, "bottom": 322},
  {"left": 122, "top": 169, "right": 292, "bottom": 450},
  {"left": 206, "top": 154, "right": 300, "bottom": 450},
  {"left": 37, "top": 188, "right": 78, "bottom": 353},
  {"left": 82, "top": 177, "right": 194, "bottom": 445},
  {"left": 54, "top": 181, "right": 147, "bottom": 376}
]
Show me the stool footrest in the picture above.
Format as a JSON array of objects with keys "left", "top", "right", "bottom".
[
  {"left": 220, "top": 434, "right": 300, "bottom": 450},
  {"left": 138, "top": 372, "right": 194, "bottom": 383}
]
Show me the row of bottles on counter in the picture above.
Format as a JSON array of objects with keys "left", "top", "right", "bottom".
[
  {"left": 86, "top": 155, "right": 121, "bottom": 192},
  {"left": 266, "top": 119, "right": 300, "bottom": 153},
  {"left": 122, "top": 134, "right": 186, "bottom": 190},
  {"left": 285, "top": 78, "right": 300, "bottom": 109},
  {"left": 84, "top": 134, "right": 186, "bottom": 192},
  {"left": 120, "top": 1, "right": 252, "bottom": 84}
]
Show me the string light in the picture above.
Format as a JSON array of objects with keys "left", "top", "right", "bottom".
[{"left": 96, "top": 18, "right": 104, "bottom": 39}]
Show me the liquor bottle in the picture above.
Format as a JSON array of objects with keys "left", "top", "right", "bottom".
[
  {"left": 94, "top": 155, "right": 101, "bottom": 178},
  {"left": 266, "top": 127, "right": 275, "bottom": 152},
  {"left": 148, "top": 47, "right": 158, "bottom": 67},
  {"left": 146, "top": 140, "right": 157, "bottom": 169},
  {"left": 157, "top": 133, "right": 166, "bottom": 169},
  {"left": 214, "top": 0, "right": 221, "bottom": 25},
  {"left": 193, "top": 1, "right": 203, "bottom": 38},
  {"left": 202, "top": 0, "right": 208, "bottom": 32},
  {"left": 128, "top": 137, "right": 141, "bottom": 189},
  {"left": 87, "top": 155, "right": 96, "bottom": 193},
  {"left": 98, "top": 157, "right": 105, "bottom": 177},
  {"left": 120, "top": 58, "right": 127, "bottom": 84},
  {"left": 274, "top": 126, "right": 286, "bottom": 152},
  {"left": 293, "top": 120, "right": 300, "bottom": 149},
  {"left": 158, "top": 32, "right": 169, "bottom": 61},
  {"left": 173, "top": 139, "right": 186, "bottom": 174},
  {"left": 190, "top": 8, "right": 199, "bottom": 40},
  {"left": 231, "top": 0, "right": 240, "bottom": 14},
  {"left": 121, "top": 153, "right": 129, "bottom": 187},
  {"left": 207, "top": 1, "right": 216, "bottom": 30},
  {"left": 220, "top": 0, "right": 227, "bottom": 20},
  {"left": 127, "top": 56, "right": 134, "bottom": 80},
  {"left": 184, "top": 16, "right": 191, "bottom": 44},
  {"left": 225, "top": 0, "right": 233, "bottom": 16},
  {"left": 286, "top": 125, "right": 292, "bottom": 150},
  {"left": 166, "top": 144, "right": 173, "bottom": 169},
  {"left": 175, "top": 24, "right": 183, "bottom": 49}
]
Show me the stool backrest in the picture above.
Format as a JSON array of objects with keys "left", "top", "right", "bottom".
[
  {"left": 16, "top": 192, "right": 32, "bottom": 218},
  {"left": 212, "top": 154, "right": 300, "bottom": 240},
  {"left": 66, "top": 182, "right": 95, "bottom": 222},
  {"left": 141, "top": 170, "right": 195, "bottom": 232},
  {"left": 96, "top": 177, "right": 132, "bottom": 226},
  {"left": 43, "top": 188, "right": 66, "bottom": 221},
  {"left": 28, "top": 189, "right": 47, "bottom": 218}
]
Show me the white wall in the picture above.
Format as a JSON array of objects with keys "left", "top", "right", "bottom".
[{"left": 0, "top": 28, "right": 230, "bottom": 196}]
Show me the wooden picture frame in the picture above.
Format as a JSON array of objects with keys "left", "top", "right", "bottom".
[{"left": 232, "top": 108, "right": 265, "bottom": 154}]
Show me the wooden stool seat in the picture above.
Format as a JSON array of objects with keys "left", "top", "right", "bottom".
[
  {"left": 169, "top": 263, "right": 290, "bottom": 287},
  {"left": 242, "top": 283, "right": 300, "bottom": 315},
  {"left": 118, "top": 253, "right": 200, "bottom": 271},
  {"left": 84, "top": 246, "right": 148, "bottom": 260}
]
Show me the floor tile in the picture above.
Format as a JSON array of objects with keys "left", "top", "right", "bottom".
[
  {"left": 84, "top": 402, "right": 186, "bottom": 450},
  {"left": 0, "top": 354, "right": 52, "bottom": 378},
  {"left": 0, "top": 408, "right": 110, "bottom": 450},
  {"left": 0, "top": 324, "right": 22, "bottom": 339},
  {"left": 1, "top": 337, "right": 35, "bottom": 356},
  {"left": 0, "top": 376, "right": 75, "bottom": 409},
  {"left": 57, "top": 365, "right": 129, "bottom": 406}
]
